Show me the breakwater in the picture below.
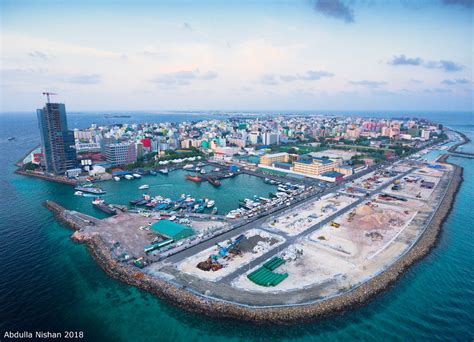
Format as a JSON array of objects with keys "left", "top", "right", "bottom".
[
  {"left": 16, "top": 170, "right": 77, "bottom": 185},
  {"left": 44, "top": 157, "right": 463, "bottom": 324},
  {"left": 448, "top": 130, "right": 473, "bottom": 157}
]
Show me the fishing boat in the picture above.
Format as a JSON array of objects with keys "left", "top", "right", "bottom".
[
  {"left": 185, "top": 174, "right": 203, "bottom": 182},
  {"left": 113, "top": 176, "right": 120, "bottom": 181},
  {"left": 207, "top": 177, "right": 221, "bottom": 187},
  {"left": 132, "top": 173, "right": 142, "bottom": 179},
  {"left": 158, "top": 168, "right": 169, "bottom": 174},
  {"left": 92, "top": 197, "right": 116, "bottom": 215},
  {"left": 139, "top": 184, "right": 149, "bottom": 190},
  {"left": 74, "top": 185, "right": 106, "bottom": 195},
  {"left": 206, "top": 200, "right": 215, "bottom": 208},
  {"left": 124, "top": 174, "right": 133, "bottom": 180},
  {"left": 8, "top": 137, "right": 15, "bottom": 141}
]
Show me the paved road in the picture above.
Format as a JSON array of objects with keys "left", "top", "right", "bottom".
[{"left": 216, "top": 167, "right": 415, "bottom": 284}]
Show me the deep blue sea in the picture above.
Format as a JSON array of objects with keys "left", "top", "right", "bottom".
[{"left": 0, "top": 111, "right": 473, "bottom": 341}]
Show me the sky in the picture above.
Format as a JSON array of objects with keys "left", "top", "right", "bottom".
[{"left": 0, "top": 0, "right": 473, "bottom": 112}]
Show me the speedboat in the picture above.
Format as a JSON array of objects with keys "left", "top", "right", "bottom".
[
  {"left": 183, "top": 164, "right": 193, "bottom": 170},
  {"left": 113, "top": 176, "right": 120, "bottom": 181},
  {"left": 74, "top": 191, "right": 84, "bottom": 196},
  {"left": 132, "top": 173, "right": 142, "bottom": 179},
  {"left": 139, "top": 184, "right": 149, "bottom": 190},
  {"left": 124, "top": 174, "right": 133, "bottom": 180},
  {"left": 206, "top": 200, "right": 215, "bottom": 208}
]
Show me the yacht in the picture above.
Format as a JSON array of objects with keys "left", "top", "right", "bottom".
[
  {"left": 139, "top": 184, "right": 149, "bottom": 190},
  {"left": 113, "top": 176, "right": 120, "bottom": 181}
]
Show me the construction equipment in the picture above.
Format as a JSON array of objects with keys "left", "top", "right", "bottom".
[
  {"left": 42, "top": 91, "right": 57, "bottom": 103},
  {"left": 347, "top": 210, "right": 356, "bottom": 222},
  {"left": 330, "top": 221, "right": 340, "bottom": 228}
]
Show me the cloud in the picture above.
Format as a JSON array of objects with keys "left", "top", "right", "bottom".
[
  {"left": 423, "top": 88, "right": 452, "bottom": 93},
  {"left": 261, "top": 69, "right": 334, "bottom": 85},
  {"left": 66, "top": 74, "right": 101, "bottom": 84},
  {"left": 441, "top": 78, "right": 470, "bottom": 85},
  {"left": 424, "top": 60, "right": 464, "bottom": 72},
  {"left": 298, "top": 70, "right": 334, "bottom": 80},
  {"left": 442, "top": 0, "right": 474, "bottom": 8},
  {"left": 389, "top": 54, "right": 423, "bottom": 66},
  {"left": 313, "top": 0, "right": 354, "bottom": 23},
  {"left": 349, "top": 80, "right": 387, "bottom": 88},
  {"left": 28, "top": 50, "right": 48, "bottom": 60},
  {"left": 388, "top": 54, "right": 464, "bottom": 72},
  {"left": 260, "top": 74, "right": 279, "bottom": 85},
  {"left": 150, "top": 69, "right": 217, "bottom": 86},
  {"left": 410, "top": 79, "right": 423, "bottom": 84},
  {"left": 183, "top": 22, "right": 194, "bottom": 31}
]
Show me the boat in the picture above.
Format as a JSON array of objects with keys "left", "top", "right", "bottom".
[
  {"left": 74, "top": 186, "right": 106, "bottom": 195},
  {"left": 113, "top": 176, "right": 120, "bottom": 181},
  {"left": 8, "top": 137, "right": 15, "bottom": 141},
  {"left": 74, "top": 191, "right": 84, "bottom": 196},
  {"left": 139, "top": 184, "right": 149, "bottom": 190},
  {"left": 132, "top": 173, "right": 142, "bottom": 179},
  {"left": 185, "top": 174, "right": 203, "bottom": 182},
  {"left": 183, "top": 164, "right": 193, "bottom": 170},
  {"left": 206, "top": 200, "right": 215, "bottom": 208},
  {"left": 149, "top": 170, "right": 157, "bottom": 176},
  {"left": 92, "top": 198, "right": 116, "bottom": 215},
  {"left": 197, "top": 162, "right": 205, "bottom": 167},
  {"left": 207, "top": 177, "right": 221, "bottom": 187},
  {"left": 158, "top": 168, "right": 169, "bottom": 174},
  {"left": 124, "top": 174, "right": 134, "bottom": 180},
  {"left": 214, "top": 168, "right": 220, "bottom": 172},
  {"left": 200, "top": 169, "right": 206, "bottom": 174},
  {"left": 211, "top": 207, "right": 218, "bottom": 215},
  {"left": 196, "top": 205, "right": 205, "bottom": 213}
]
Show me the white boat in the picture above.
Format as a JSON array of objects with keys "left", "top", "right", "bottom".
[
  {"left": 132, "top": 173, "right": 142, "bottom": 179},
  {"left": 214, "top": 168, "right": 220, "bottom": 172},
  {"left": 206, "top": 200, "right": 215, "bottom": 208},
  {"left": 113, "top": 176, "right": 120, "bottom": 181},
  {"left": 124, "top": 174, "right": 133, "bottom": 180},
  {"left": 159, "top": 168, "right": 169, "bottom": 174},
  {"left": 183, "top": 164, "right": 193, "bottom": 170},
  {"left": 200, "top": 169, "right": 206, "bottom": 174},
  {"left": 139, "top": 184, "right": 149, "bottom": 190},
  {"left": 74, "top": 191, "right": 84, "bottom": 196}
]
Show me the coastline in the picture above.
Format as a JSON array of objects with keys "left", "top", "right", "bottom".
[{"left": 46, "top": 156, "right": 464, "bottom": 324}]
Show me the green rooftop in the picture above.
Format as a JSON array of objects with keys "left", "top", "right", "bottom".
[{"left": 151, "top": 220, "right": 193, "bottom": 241}]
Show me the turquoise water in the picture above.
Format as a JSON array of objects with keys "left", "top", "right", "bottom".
[{"left": 0, "top": 112, "right": 473, "bottom": 340}]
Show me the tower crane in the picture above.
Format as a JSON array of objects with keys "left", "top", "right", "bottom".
[{"left": 42, "top": 92, "right": 57, "bottom": 103}]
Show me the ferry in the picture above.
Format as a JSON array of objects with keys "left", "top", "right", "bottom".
[
  {"left": 113, "top": 176, "right": 120, "bottom": 181},
  {"left": 75, "top": 186, "right": 106, "bottom": 195},
  {"left": 124, "top": 174, "right": 134, "bottom": 180},
  {"left": 139, "top": 184, "right": 149, "bottom": 190},
  {"left": 183, "top": 164, "right": 194, "bottom": 170},
  {"left": 132, "top": 173, "right": 142, "bottom": 179}
]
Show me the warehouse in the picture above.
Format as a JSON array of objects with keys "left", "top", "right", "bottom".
[{"left": 151, "top": 220, "right": 194, "bottom": 241}]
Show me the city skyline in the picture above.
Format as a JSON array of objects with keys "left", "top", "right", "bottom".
[{"left": 1, "top": 0, "right": 473, "bottom": 112}]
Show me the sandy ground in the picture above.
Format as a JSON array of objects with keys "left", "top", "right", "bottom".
[
  {"left": 190, "top": 219, "right": 227, "bottom": 233},
  {"left": 265, "top": 193, "right": 357, "bottom": 236},
  {"left": 232, "top": 240, "right": 355, "bottom": 292},
  {"left": 349, "top": 168, "right": 399, "bottom": 191},
  {"left": 384, "top": 173, "right": 440, "bottom": 201},
  {"left": 177, "top": 229, "right": 285, "bottom": 281}
]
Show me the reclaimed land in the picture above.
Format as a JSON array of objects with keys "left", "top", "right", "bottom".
[{"left": 45, "top": 157, "right": 463, "bottom": 324}]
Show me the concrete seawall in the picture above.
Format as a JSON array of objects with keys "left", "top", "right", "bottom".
[{"left": 44, "top": 157, "right": 464, "bottom": 324}]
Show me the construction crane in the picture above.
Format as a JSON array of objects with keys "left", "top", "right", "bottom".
[{"left": 42, "top": 92, "right": 57, "bottom": 103}]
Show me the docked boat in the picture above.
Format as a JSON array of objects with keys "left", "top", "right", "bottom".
[
  {"left": 124, "top": 174, "right": 134, "bottom": 180},
  {"left": 74, "top": 191, "right": 84, "bottom": 196},
  {"left": 185, "top": 174, "right": 203, "bottom": 182},
  {"left": 92, "top": 198, "right": 116, "bottom": 215},
  {"left": 183, "top": 164, "right": 193, "bottom": 170},
  {"left": 139, "top": 184, "right": 149, "bottom": 190},
  {"left": 74, "top": 186, "right": 106, "bottom": 195},
  {"left": 207, "top": 177, "right": 221, "bottom": 187},
  {"left": 214, "top": 168, "right": 220, "bottom": 172},
  {"left": 113, "top": 176, "right": 120, "bottom": 181},
  {"left": 158, "top": 168, "right": 169, "bottom": 174},
  {"left": 132, "top": 173, "right": 142, "bottom": 179},
  {"left": 206, "top": 200, "right": 215, "bottom": 208},
  {"left": 200, "top": 169, "right": 206, "bottom": 174}
]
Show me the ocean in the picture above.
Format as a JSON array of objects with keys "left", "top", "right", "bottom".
[{"left": 0, "top": 111, "right": 472, "bottom": 341}]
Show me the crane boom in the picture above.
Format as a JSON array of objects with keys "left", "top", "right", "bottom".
[{"left": 42, "top": 92, "right": 57, "bottom": 104}]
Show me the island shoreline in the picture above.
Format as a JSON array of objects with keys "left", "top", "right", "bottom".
[{"left": 45, "top": 155, "right": 463, "bottom": 324}]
